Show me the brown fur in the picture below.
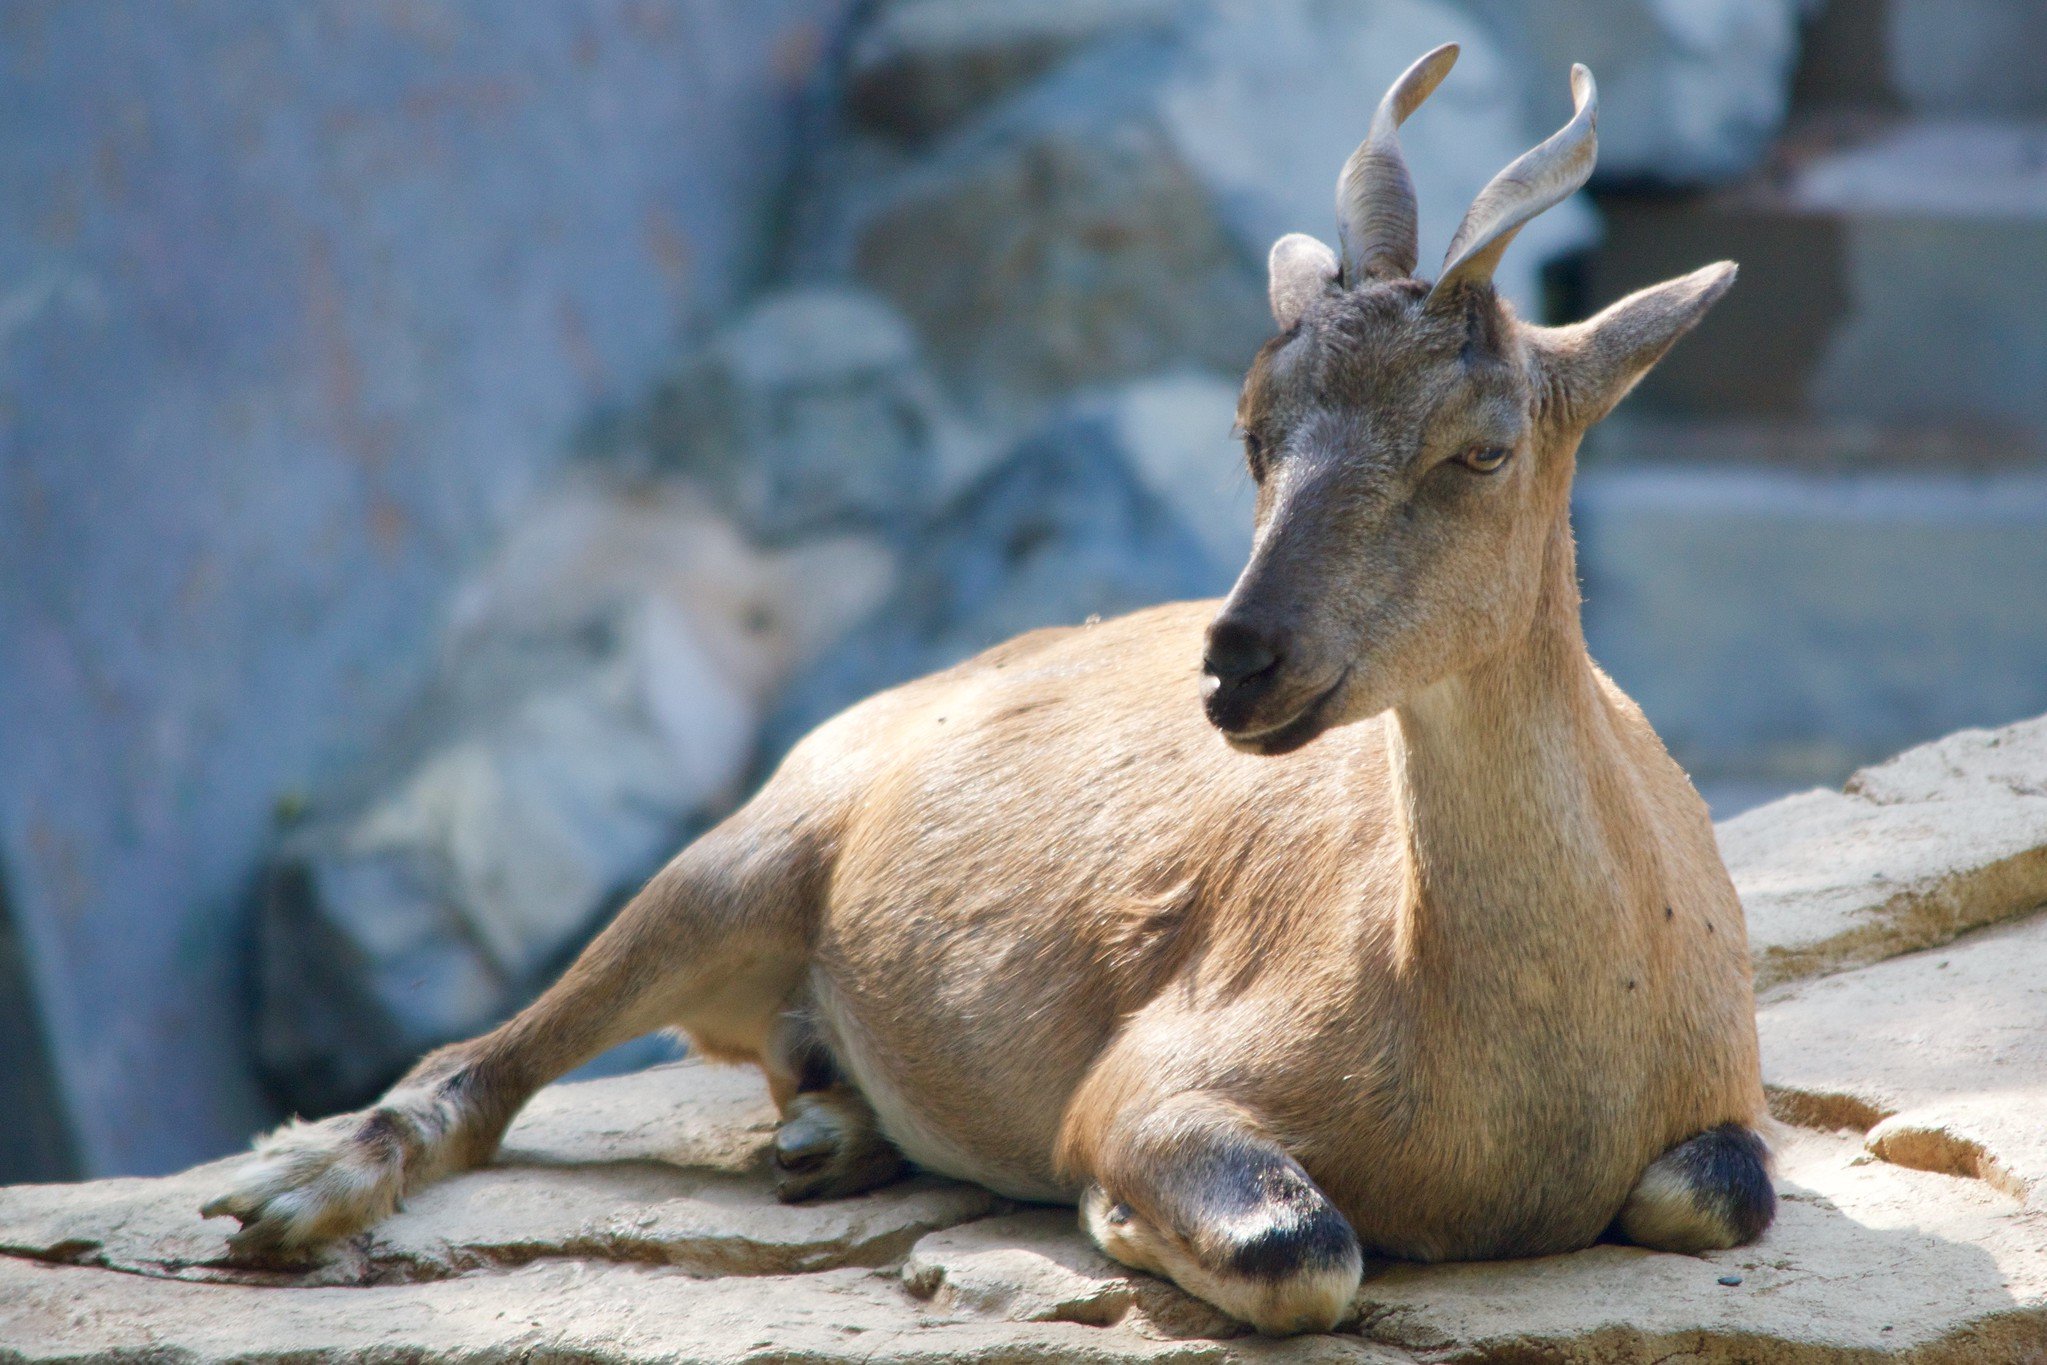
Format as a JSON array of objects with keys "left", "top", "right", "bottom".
[{"left": 206, "top": 69, "right": 1764, "bottom": 1336}]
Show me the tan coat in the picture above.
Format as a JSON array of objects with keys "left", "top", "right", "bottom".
[{"left": 204, "top": 46, "right": 1771, "bottom": 1335}]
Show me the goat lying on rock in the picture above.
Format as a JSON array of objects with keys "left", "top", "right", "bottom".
[{"left": 205, "top": 45, "right": 1773, "bottom": 1335}]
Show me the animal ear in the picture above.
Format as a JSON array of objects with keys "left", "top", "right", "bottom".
[
  {"left": 1532, "top": 261, "right": 1737, "bottom": 428},
  {"left": 1268, "top": 233, "right": 1339, "bottom": 331}
]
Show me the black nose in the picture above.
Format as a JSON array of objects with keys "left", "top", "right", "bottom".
[{"left": 1203, "top": 618, "right": 1284, "bottom": 690}]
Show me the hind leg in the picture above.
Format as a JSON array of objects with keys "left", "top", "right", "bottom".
[
  {"left": 761, "top": 1008, "right": 906, "bottom": 1202},
  {"left": 204, "top": 811, "right": 816, "bottom": 1259},
  {"left": 1079, "top": 1093, "right": 1362, "bottom": 1336},
  {"left": 1617, "top": 1124, "right": 1776, "bottom": 1253}
]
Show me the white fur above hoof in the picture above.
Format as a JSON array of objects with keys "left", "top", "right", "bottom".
[
  {"left": 1620, "top": 1124, "right": 1776, "bottom": 1254},
  {"left": 200, "top": 1112, "right": 409, "bottom": 1260},
  {"left": 1082, "top": 1185, "right": 1363, "bottom": 1336}
]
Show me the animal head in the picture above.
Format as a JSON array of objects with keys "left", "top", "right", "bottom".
[{"left": 1202, "top": 45, "right": 1735, "bottom": 755}]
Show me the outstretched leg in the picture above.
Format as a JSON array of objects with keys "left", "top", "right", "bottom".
[
  {"left": 760, "top": 1008, "right": 905, "bottom": 1203},
  {"left": 1617, "top": 1123, "right": 1775, "bottom": 1253},
  {"left": 1079, "top": 1093, "right": 1362, "bottom": 1336},
  {"left": 204, "top": 813, "right": 816, "bottom": 1259}
]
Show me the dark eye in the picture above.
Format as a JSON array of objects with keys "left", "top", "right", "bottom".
[
  {"left": 1240, "top": 429, "right": 1269, "bottom": 479},
  {"left": 1457, "top": 444, "right": 1511, "bottom": 474}
]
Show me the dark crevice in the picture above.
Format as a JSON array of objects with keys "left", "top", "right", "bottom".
[{"left": 0, "top": 848, "right": 81, "bottom": 1182}]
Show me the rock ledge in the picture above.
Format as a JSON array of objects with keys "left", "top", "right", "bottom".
[{"left": 7, "top": 715, "right": 2047, "bottom": 1362}]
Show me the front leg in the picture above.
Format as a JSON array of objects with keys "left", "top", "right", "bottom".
[{"left": 1078, "top": 1093, "right": 1362, "bottom": 1336}]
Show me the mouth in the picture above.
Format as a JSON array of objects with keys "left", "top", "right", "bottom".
[{"left": 1219, "top": 668, "right": 1350, "bottom": 756}]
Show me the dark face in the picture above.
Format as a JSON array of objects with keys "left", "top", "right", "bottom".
[{"left": 1202, "top": 281, "right": 1558, "bottom": 753}]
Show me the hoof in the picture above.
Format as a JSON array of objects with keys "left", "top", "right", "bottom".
[{"left": 770, "top": 1089, "right": 906, "bottom": 1202}]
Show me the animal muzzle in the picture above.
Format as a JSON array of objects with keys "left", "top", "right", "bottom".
[
  {"left": 1202, "top": 616, "right": 1288, "bottom": 732},
  {"left": 1202, "top": 611, "right": 1354, "bottom": 755}
]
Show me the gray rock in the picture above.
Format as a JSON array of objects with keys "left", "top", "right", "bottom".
[
  {"left": 644, "top": 286, "right": 979, "bottom": 544},
  {"left": 0, "top": 884, "right": 74, "bottom": 1182},
  {"left": 1573, "top": 138, "right": 2047, "bottom": 805},
  {"left": 756, "top": 405, "right": 1228, "bottom": 764},
  {"left": 1795, "top": 123, "right": 2047, "bottom": 440},
  {"left": 817, "top": 0, "right": 1597, "bottom": 429},
  {"left": 1884, "top": 1, "right": 2047, "bottom": 118},
  {"left": 259, "top": 597, "right": 755, "bottom": 1114},
  {"left": 1798, "top": 0, "right": 2047, "bottom": 119},
  {"left": 442, "top": 476, "right": 898, "bottom": 711},
  {"left": 1584, "top": 116, "right": 2047, "bottom": 444},
  {"left": 1487, "top": 0, "right": 1803, "bottom": 184},
  {"left": 0, "top": 0, "right": 854, "bottom": 1178},
  {"left": 1577, "top": 464, "right": 2047, "bottom": 795},
  {"left": 846, "top": 0, "right": 1181, "bottom": 141},
  {"left": 837, "top": 62, "right": 1272, "bottom": 432},
  {"left": 255, "top": 479, "right": 895, "bottom": 1115},
  {"left": 1094, "top": 371, "right": 1256, "bottom": 575}
]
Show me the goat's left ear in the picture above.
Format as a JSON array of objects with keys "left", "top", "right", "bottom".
[
  {"left": 1269, "top": 233, "right": 1339, "bottom": 331},
  {"left": 1530, "top": 261, "right": 1737, "bottom": 428}
]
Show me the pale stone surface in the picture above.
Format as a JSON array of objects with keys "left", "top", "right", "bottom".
[
  {"left": 1721, "top": 713, "right": 2047, "bottom": 991},
  {"left": 1346, "top": 1126, "right": 2047, "bottom": 1361},
  {"left": 904, "top": 1209, "right": 1241, "bottom": 1340},
  {"left": 0, "top": 1259, "right": 1225, "bottom": 1365},
  {"left": 1761, "top": 909, "right": 2047, "bottom": 1205},
  {"left": 4, "top": 1089, "right": 2044, "bottom": 1361},
  {"left": 0, "top": 1062, "right": 998, "bottom": 1289}
]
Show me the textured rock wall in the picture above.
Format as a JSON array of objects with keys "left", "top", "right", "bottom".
[{"left": 0, "top": 0, "right": 851, "bottom": 1177}]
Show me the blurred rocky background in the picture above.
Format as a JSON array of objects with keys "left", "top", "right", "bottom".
[{"left": 3, "top": 0, "right": 2044, "bottom": 1182}]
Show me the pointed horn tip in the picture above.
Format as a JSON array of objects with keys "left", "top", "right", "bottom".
[
  {"left": 1569, "top": 63, "right": 1596, "bottom": 113},
  {"left": 1696, "top": 259, "right": 1739, "bottom": 296},
  {"left": 1407, "top": 42, "right": 1461, "bottom": 101},
  {"left": 1425, "top": 60, "right": 1605, "bottom": 302},
  {"left": 1378, "top": 43, "right": 1460, "bottom": 130}
]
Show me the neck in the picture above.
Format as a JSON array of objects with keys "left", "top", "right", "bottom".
[{"left": 1386, "top": 518, "right": 1650, "bottom": 971}]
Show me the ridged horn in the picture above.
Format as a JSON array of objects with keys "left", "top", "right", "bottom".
[
  {"left": 1335, "top": 43, "right": 1458, "bottom": 285},
  {"left": 1429, "top": 63, "right": 1597, "bottom": 304}
]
